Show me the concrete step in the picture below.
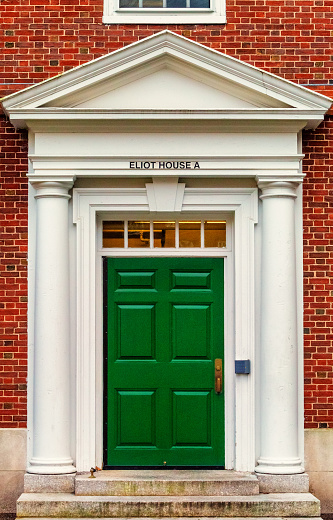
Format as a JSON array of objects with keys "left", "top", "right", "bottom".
[
  {"left": 16, "top": 492, "right": 321, "bottom": 518},
  {"left": 16, "top": 518, "right": 323, "bottom": 520},
  {"left": 75, "top": 470, "right": 260, "bottom": 496}
]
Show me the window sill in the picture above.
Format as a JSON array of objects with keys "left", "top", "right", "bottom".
[{"left": 102, "top": 11, "right": 226, "bottom": 23}]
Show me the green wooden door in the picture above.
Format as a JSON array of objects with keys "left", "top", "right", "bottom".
[{"left": 104, "top": 257, "right": 224, "bottom": 467}]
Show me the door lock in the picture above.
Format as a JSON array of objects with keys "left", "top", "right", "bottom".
[{"left": 215, "top": 358, "right": 223, "bottom": 394}]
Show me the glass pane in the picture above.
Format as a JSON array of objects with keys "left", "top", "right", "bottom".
[
  {"left": 204, "top": 221, "right": 226, "bottom": 248},
  {"left": 166, "top": 0, "right": 186, "bottom": 7},
  {"left": 154, "top": 221, "right": 175, "bottom": 248},
  {"left": 103, "top": 221, "right": 124, "bottom": 248},
  {"left": 142, "top": 0, "right": 163, "bottom": 7},
  {"left": 190, "top": 0, "right": 210, "bottom": 6},
  {"left": 119, "top": 0, "right": 139, "bottom": 6},
  {"left": 128, "top": 221, "right": 150, "bottom": 248},
  {"left": 179, "top": 221, "right": 201, "bottom": 248}
]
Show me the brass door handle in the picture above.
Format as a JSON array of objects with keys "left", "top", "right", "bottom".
[{"left": 215, "top": 358, "right": 222, "bottom": 394}]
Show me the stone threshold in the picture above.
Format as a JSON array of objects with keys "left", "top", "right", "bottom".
[
  {"left": 16, "top": 492, "right": 320, "bottom": 518},
  {"left": 24, "top": 471, "right": 309, "bottom": 496}
]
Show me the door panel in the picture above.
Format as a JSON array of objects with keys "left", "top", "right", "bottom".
[
  {"left": 104, "top": 257, "right": 224, "bottom": 467},
  {"left": 172, "top": 304, "right": 210, "bottom": 359},
  {"left": 117, "top": 390, "right": 156, "bottom": 446},
  {"left": 172, "top": 391, "right": 211, "bottom": 445},
  {"left": 117, "top": 304, "right": 155, "bottom": 359}
]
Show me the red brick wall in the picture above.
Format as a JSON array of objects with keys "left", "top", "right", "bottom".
[
  {"left": 0, "top": 0, "right": 332, "bottom": 428},
  {"left": 303, "top": 119, "right": 333, "bottom": 429},
  {"left": 0, "top": 117, "right": 28, "bottom": 427}
]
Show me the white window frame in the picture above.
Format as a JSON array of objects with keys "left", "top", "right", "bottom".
[
  {"left": 72, "top": 186, "right": 257, "bottom": 473},
  {"left": 101, "top": 217, "right": 231, "bottom": 251},
  {"left": 103, "top": 0, "right": 226, "bottom": 24}
]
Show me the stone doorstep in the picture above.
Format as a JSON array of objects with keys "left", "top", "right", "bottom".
[
  {"left": 75, "top": 470, "right": 259, "bottom": 496},
  {"left": 14, "top": 518, "right": 324, "bottom": 520},
  {"left": 16, "top": 492, "right": 321, "bottom": 518},
  {"left": 24, "top": 472, "right": 310, "bottom": 496}
]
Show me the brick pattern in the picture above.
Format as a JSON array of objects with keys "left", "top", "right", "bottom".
[
  {"left": 0, "top": 114, "right": 28, "bottom": 428},
  {"left": 303, "top": 119, "right": 333, "bottom": 429},
  {"left": 0, "top": 0, "right": 332, "bottom": 427}
]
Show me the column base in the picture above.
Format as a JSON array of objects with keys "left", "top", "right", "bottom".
[
  {"left": 255, "top": 456, "right": 304, "bottom": 475},
  {"left": 24, "top": 473, "right": 75, "bottom": 493},
  {"left": 257, "top": 473, "right": 309, "bottom": 493},
  {"left": 28, "top": 457, "right": 76, "bottom": 475}
]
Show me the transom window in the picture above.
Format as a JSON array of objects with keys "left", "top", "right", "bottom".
[{"left": 103, "top": 220, "right": 226, "bottom": 249}]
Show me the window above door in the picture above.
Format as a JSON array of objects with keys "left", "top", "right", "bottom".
[
  {"left": 102, "top": 219, "right": 227, "bottom": 249},
  {"left": 103, "top": 0, "right": 226, "bottom": 24}
]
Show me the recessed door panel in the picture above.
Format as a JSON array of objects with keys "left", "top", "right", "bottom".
[
  {"left": 116, "top": 390, "right": 156, "bottom": 446},
  {"left": 171, "top": 271, "right": 211, "bottom": 290},
  {"left": 172, "top": 391, "right": 211, "bottom": 446},
  {"left": 117, "top": 304, "right": 156, "bottom": 359},
  {"left": 172, "top": 304, "right": 210, "bottom": 359},
  {"left": 116, "top": 271, "right": 156, "bottom": 290},
  {"left": 104, "top": 257, "right": 224, "bottom": 467}
]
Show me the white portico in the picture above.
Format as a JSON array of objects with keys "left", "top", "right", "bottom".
[{"left": 2, "top": 31, "right": 331, "bottom": 482}]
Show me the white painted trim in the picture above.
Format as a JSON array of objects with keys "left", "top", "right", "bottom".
[
  {"left": 296, "top": 185, "right": 305, "bottom": 467},
  {"left": 28, "top": 154, "right": 305, "bottom": 180},
  {"left": 27, "top": 184, "right": 36, "bottom": 467},
  {"left": 73, "top": 186, "right": 257, "bottom": 472},
  {"left": 6, "top": 110, "right": 328, "bottom": 131},
  {"left": 102, "top": 15, "right": 226, "bottom": 24},
  {"left": 146, "top": 178, "right": 185, "bottom": 212}
]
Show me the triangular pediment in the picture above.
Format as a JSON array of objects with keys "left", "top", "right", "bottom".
[
  {"left": 40, "top": 58, "right": 290, "bottom": 111},
  {"left": 2, "top": 30, "right": 331, "bottom": 129}
]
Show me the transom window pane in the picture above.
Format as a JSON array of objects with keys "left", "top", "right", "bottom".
[
  {"left": 128, "top": 221, "right": 150, "bottom": 248},
  {"left": 204, "top": 221, "right": 226, "bottom": 248},
  {"left": 154, "top": 221, "right": 175, "bottom": 248},
  {"left": 103, "top": 221, "right": 124, "bottom": 248},
  {"left": 179, "top": 221, "right": 201, "bottom": 248},
  {"left": 103, "top": 220, "right": 226, "bottom": 248}
]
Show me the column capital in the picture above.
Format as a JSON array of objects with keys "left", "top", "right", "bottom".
[
  {"left": 29, "top": 177, "right": 74, "bottom": 199},
  {"left": 257, "top": 179, "right": 300, "bottom": 200}
]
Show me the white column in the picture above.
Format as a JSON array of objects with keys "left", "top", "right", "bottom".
[
  {"left": 28, "top": 180, "right": 76, "bottom": 474},
  {"left": 256, "top": 180, "right": 304, "bottom": 475}
]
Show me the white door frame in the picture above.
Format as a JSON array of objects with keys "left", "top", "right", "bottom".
[{"left": 72, "top": 185, "right": 258, "bottom": 472}]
